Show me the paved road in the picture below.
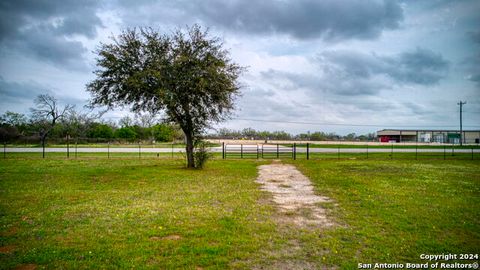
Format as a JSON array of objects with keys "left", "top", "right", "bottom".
[{"left": 3, "top": 147, "right": 479, "bottom": 153}]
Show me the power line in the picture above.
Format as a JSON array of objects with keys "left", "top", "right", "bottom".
[{"left": 232, "top": 117, "right": 480, "bottom": 128}]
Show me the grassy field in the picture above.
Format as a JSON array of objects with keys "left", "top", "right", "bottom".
[
  {"left": 290, "top": 159, "right": 480, "bottom": 268},
  {"left": 1, "top": 157, "right": 479, "bottom": 269},
  {"left": 0, "top": 158, "right": 283, "bottom": 269}
]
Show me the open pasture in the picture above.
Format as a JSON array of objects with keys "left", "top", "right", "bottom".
[{"left": 1, "top": 157, "right": 478, "bottom": 269}]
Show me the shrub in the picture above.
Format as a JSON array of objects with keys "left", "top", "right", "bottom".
[{"left": 194, "top": 140, "right": 212, "bottom": 169}]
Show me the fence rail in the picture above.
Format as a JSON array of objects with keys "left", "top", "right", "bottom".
[
  {"left": 2, "top": 142, "right": 480, "bottom": 160},
  {"left": 221, "top": 143, "right": 480, "bottom": 160}
]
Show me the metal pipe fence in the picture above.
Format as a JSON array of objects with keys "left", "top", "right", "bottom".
[
  {"left": 2, "top": 141, "right": 480, "bottom": 160},
  {"left": 222, "top": 143, "right": 480, "bottom": 161}
]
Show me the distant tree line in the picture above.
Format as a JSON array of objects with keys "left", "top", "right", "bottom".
[
  {"left": 1, "top": 95, "right": 376, "bottom": 145},
  {"left": 0, "top": 95, "right": 183, "bottom": 145},
  {"left": 207, "top": 128, "right": 376, "bottom": 142},
  {"left": 1, "top": 108, "right": 376, "bottom": 144}
]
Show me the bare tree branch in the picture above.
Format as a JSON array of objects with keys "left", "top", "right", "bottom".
[{"left": 30, "top": 94, "right": 75, "bottom": 146}]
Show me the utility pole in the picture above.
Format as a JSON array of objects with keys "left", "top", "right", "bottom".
[{"left": 458, "top": 101, "right": 466, "bottom": 146}]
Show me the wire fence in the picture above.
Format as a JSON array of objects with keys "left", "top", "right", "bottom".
[
  {"left": 2, "top": 142, "right": 480, "bottom": 161},
  {"left": 222, "top": 143, "right": 480, "bottom": 161},
  {"left": 1, "top": 140, "right": 184, "bottom": 160}
]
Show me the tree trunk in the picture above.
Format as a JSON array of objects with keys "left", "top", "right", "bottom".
[{"left": 185, "top": 131, "right": 195, "bottom": 168}]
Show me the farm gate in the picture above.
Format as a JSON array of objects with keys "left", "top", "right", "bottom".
[{"left": 222, "top": 143, "right": 310, "bottom": 159}]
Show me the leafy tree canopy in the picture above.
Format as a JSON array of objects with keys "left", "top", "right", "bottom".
[
  {"left": 115, "top": 127, "right": 137, "bottom": 141},
  {"left": 88, "top": 123, "right": 114, "bottom": 139},
  {"left": 87, "top": 24, "right": 243, "bottom": 167}
]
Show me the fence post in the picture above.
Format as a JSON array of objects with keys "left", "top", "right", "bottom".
[
  {"left": 307, "top": 143, "right": 309, "bottom": 160},
  {"left": 3, "top": 141, "right": 5, "bottom": 159},
  {"left": 256, "top": 144, "right": 259, "bottom": 159},
  {"left": 222, "top": 142, "right": 225, "bottom": 159},
  {"left": 171, "top": 142, "right": 174, "bottom": 159},
  {"left": 241, "top": 144, "right": 243, "bottom": 159},
  {"left": 261, "top": 144, "right": 264, "bottom": 159},
  {"left": 337, "top": 146, "right": 340, "bottom": 159},
  {"left": 66, "top": 136, "right": 70, "bottom": 159},
  {"left": 42, "top": 139, "right": 45, "bottom": 159},
  {"left": 415, "top": 143, "right": 418, "bottom": 160},
  {"left": 472, "top": 148, "right": 474, "bottom": 160},
  {"left": 366, "top": 144, "right": 369, "bottom": 159},
  {"left": 276, "top": 144, "right": 279, "bottom": 159},
  {"left": 108, "top": 141, "right": 110, "bottom": 159},
  {"left": 294, "top": 143, "right": 296, "bottom": 160},
  {"left": 75, "top": 139, "right": 78, "bottom": 159},
  {"left": 443, "top": 145, "right": 446, "bottom": 160}
]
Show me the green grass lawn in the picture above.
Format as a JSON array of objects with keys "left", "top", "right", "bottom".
[
  {"left": 289, "top": 159, "right": 480, "bottom": 268},
  {"left": 0, "top": 158, "right": 281, "bottom": 269},
  {"left": 1, "top": 157, "right": 479, "bottom": 269}
]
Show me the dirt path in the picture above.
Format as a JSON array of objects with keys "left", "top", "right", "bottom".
[{"left": 256, "top": 163, "right": 334, "bottom": 227}]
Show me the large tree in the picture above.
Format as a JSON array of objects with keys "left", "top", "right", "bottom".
[{"left": 87, "top": 25, "right": 242, "bottom": 168}]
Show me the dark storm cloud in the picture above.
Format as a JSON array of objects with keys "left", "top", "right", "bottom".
[
  {"left": 197, "top": 0, "right": 403, "bottom": 40},
  {"left": 464, "top": 31, "right": 480, "bottom": 87},
  {"left": 13, "top": 28, "right": 88, "bottom": 69},
  {"left": 0, "top": 0, "right": 404, "bottom": 70},
  {"left": 0, "top": 77, "right": 86, "bottom": 112},
  {"left": 0, "top": 0, "right": 102, "bottom": 69},
  {"left": 392, "top": 48, "right": 450, "bottom": 84},
  {"left": 0, "top": 0, "right": 101, "bottom": 39},
  {"left": 461, "top": 54, "right": 480, "bottom": 87},
  {"left": 257, "top": 47, "right": 448, "bottom": 106},
  {"left": 468, "top": 31, "right": 480, "bottom": 44},
  {"left": 0, "top": 77, "right": 53, "bottom": 108},
  {"left": 119, "top": 0, "right": 404, "bottom": 41},
  {"left": 318, "top": 48, "right": 449, "bottom": 86},
  {"left": 261, "top": 69, "right": 385, "bottom": 97},
  {"left": 469, "top": 74, "right": 480, "bottom": 84}
]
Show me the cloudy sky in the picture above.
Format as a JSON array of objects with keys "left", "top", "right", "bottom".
[{"left": 0, "top": 0, "right": 479, "bottom": 135}]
